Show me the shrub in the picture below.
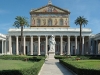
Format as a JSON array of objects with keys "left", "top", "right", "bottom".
[
  {"left": 20, "top": 59, "right": 44, "bottom": 75},
  {"left": 54, "top": 55, "right": 67, "bottom": 59},
  {"left": 60, "top": 59, "right": 100, "bottom": 75},
  {"left": 0, "top": 55, "right": 45, "bottom": 61}
]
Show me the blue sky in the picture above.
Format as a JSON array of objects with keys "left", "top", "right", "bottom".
[{"left": 0, "top": 0, "right": 100, "bottom": 34}]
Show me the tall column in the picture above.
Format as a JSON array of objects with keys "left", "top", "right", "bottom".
[
  {"left": 67, "top": 36, "right": 70, "bottom": 55},
  {"left": 82, "top": 36, "right": 84, "bottom": 55},
  {"left": 2, "top": 40, "right": 4, "bottom": 54},
  {"left": 16, "top": 36, "right": 19, "bottom": 55},
  {"left": 5, "top": 40, "right": 6, "bottom": 55},
  {"left": 60, "top": 36, "right": 63, "bottom": 55},
  {"left": 75, "top": 36, "right": 77, "bottom": 55},
  {"left": 9, "top": 36, "right": 12, "bottom": 54},
  {"left": 38, "top": 36, "right": 40, "bottom": 55},
  {"left": 45, "top": 36, "right": 48, "bottom": 56},
  {"left": 23, "top": 36, "right": 26, "bottom": 55},
  {"left": 88, "top": 36, "right": 91, "bottom": 54},
  {"left": 30, "top": 36, "right": 33, "bottom": 55}
]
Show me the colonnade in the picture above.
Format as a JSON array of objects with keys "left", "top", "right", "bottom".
[{"left": 8, "top": 35, "right": 85, "bottom": 55}]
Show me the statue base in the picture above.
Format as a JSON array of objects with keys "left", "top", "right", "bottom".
[{"left": 49, "top": 51, "right": 55, "bottom": 59}]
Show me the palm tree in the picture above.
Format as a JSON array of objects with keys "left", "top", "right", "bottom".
[
  {"left": 13, "top": 16, "right": 29, "bottom": 55},
  {"left": 75, "top": 16, "right": 88, "bottom": 55}
]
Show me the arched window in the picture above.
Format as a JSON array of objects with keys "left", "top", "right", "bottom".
[
  {"left": 48, "top": 19, "right": 52, "bottom": 26},
  {"left": 60, "top": 19, "right": 63, "bottom": 26},
  {"left": 37, "top": 19, "right": 41, "bottom": 26}
]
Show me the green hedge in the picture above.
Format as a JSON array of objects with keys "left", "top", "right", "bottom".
[
  {"left": 55, "top": 55, "right": 100, "bottom": 60},
  {"left": 0, "top": 55, "right": 31, "bottom": 60},
  {"left": 60, "top": 59, "right": 100, "bottom": 75},
  {"left": 54, "top": 55, "right": 67, "bottom": 59},
  {"left": 0, "top": 59, "right": 44, "bottom": 75},
  {"left": 0, "top": 55, "right": 45, "bottom": 61}
]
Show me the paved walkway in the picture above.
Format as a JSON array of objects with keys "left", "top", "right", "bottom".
[{"left": 38, "top": 58, "right": 75, "bottom": 75}]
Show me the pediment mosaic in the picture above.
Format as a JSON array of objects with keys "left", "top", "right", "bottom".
[{"left": 30, "top": 5, "right": 70, "bottom": 14}]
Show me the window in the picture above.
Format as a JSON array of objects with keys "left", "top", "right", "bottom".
[
  {"left": 48, "top": 19, "right": 52, "bottom": 26},
  {"left": 37, "top": 19, "right": 41, "bottom": 26},
  {"left": 60, "top": 19, "right": 63, "bottom": 26}
]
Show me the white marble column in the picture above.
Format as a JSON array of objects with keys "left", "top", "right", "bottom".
[
  {"left": 60, "top": 36, "right": 63, "bottom": 55},
  {"left": 2, "top": 40, "right": 4, "bottom": 54},
  {"left": 30, "top": 36, "right": 33, "bottom": 55},
  {"left": 75, "top": 36, "right": 77, "bottom": 55},
  {"left": 45, "top": 36, "right": 48, "bottom": 56},
  {"left": 82, "top": 36, "right": 84, "bottom": 55},
  {"left": 67, "top": 36, "right": 70, "bottom": 55},
  {"left": 9, "top": 36, "right": 12, "bottom": 55},
  {"left": 23, "top": 36, "right": 26, "bottom": 55},
  {"left": 16, "top": 36, "right": 19, "bottom": 55},
  {"left": 38, "top": 36, "right": 40, "bottom": 55},
  {"left": 5, "top": 40, "right": 6, "bottom": 55}
]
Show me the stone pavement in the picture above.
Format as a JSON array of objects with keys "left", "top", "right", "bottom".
[{"left": 38, "top": 58, "right": 76, "bottom": 75}]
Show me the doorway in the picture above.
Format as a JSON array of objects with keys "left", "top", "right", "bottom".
[
  {"left": 26, "top": 46, "right": 28, "bottom": 55},
  {"left": 73, "top": 46, "right": 75, "bottom": 55}
]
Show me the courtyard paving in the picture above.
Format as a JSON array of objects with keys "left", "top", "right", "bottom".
[{"left": 38, "top": 58, "right": 76, "bottom": 75}]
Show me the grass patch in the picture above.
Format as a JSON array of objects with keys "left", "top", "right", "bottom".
[
  {"left": 0, "top": 55, "right": 45, "bottom": 75},
  {"left": 62, "top": 59, "right": 100, "bottom": 70},
  {"left": 0, "top": 59, "right": 34, "bottom": 70},
  {"left": 60, "top": 59, "right": 100, "bottom": 75}
]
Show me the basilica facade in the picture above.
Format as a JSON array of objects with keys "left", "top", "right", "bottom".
[{"left": 1, "top": 1, "right": 93, "bottom": 55}]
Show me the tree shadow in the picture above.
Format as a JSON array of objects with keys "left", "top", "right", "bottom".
[{"left": 55, "top": 62, "right": 75, "bottom": 75}]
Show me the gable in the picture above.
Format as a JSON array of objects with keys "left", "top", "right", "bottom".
[
  {"left": 30, "top": 5, "right": 70, "bottom": 14},
  {"left": 36, "top": 6, "right": 64, "bottom": 13}
]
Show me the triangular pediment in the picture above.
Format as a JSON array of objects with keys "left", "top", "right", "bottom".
[{"left": 30, "top": 4, "right": 70, "bottom": 14}]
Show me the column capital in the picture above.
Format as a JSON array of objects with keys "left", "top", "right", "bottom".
[
  {"left": 68, "top": 36, "right": 70, "bottom": 38},
  {"left": 45, "top": 35, "right": 48, "bottom": 37},
  {"left": 2, "top": 39, "right": 4, "bottom": 41},
  {"left": 82, "top": 35, "right": 85, "bottom": 37},
  {"left": 9, "top": 35, "right": 11, "bottom": 37},
  {"left": 37, "top": 35, "right": 41, "bottom": 37},
  {"left": 60, "top": 35, "right": 63, "bottom": 37},
  {"left": 15, "top": 35, "right": 19, "bottom": 37},
  {"left": 82, "top": 36, "right": 85, "bottom": 38},
  {"left": 16, "top": 36, "right": 18, "bottom": 38},
  {"left": 23, "top": 35, "right": 26, "bottom": 36},
  {"left": 30, "top": 35, "right": 33, "bottom": 37},
  {"left": 75, "top": 36, "right": 77, "bottom": 38}
]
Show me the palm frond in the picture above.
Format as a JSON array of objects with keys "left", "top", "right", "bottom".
[
  {"left": 13, "top": 16, "right": 29, "bottom": 28},
  {"left": 75, "top": 16, "right": 88, "bottom": 26}
]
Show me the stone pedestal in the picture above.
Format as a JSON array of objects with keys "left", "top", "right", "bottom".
[{"left": 49, "top": 51, "right": 55, "bottom": 59}]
